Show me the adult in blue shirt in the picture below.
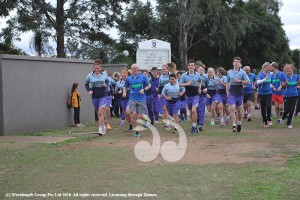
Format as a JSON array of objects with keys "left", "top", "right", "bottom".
[
  {"left": 123, "top": 64, "right": 151, "bottom": 137},
  {"left": 179, "top": 59, "right": 202, "bottom": 134},
  {"left": 226, "top": 57, "right": 250, "bottom": 133},
  {"left": 85, "top": 62, "right": 109, "bottom": 136},
  {"left": 243, "top": 66, "right": 256, "bottom": 121},
  {"left": 279, "top": 64, "right": 299, "bottom": 128},
  {"left": 257, "top": 62, "right": 273, "bottom": 128}
]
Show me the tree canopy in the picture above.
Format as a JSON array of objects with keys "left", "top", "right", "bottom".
[{"left": 0, "top": 0, "right": 294, "bottom": 69}]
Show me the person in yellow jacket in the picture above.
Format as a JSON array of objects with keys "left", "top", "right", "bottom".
[{"left": 71, "top": 82, "right": 85, "bottom": 127}]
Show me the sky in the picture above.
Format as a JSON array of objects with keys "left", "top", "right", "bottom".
[{"left": 0, "top": 0, "right": 300, "bottom": 55}]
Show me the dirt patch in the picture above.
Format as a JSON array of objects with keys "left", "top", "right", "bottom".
[{"left": 59, "top": 133, "right": 293, "bottom": 165}]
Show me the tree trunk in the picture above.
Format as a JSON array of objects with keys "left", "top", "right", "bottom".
[
  {"left": 56, "top": 0, "right": 65, "bottom": 58},
  {"left": 178, "top": 0, "right": 188, "bottom": 70}
]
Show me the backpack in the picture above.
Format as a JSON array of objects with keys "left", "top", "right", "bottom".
[{"left": 67, "top": 93, "right": 73, "bottom": 108}]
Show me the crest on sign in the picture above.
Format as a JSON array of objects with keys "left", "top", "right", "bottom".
[{"left": 152, "top": 40, "right": 157, "bottom": 48}]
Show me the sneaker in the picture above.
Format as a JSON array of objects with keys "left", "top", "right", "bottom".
[
  {"left": 172, "top": 128, "right": 178, "bottom": 133},
  {"left": 75, "top": 124, "right": 81, "bottom": 127},
  {"left": 287, "top": 125, "right": 293, "bottom": 129},
  {"left": 279, "top": 119, "right": 285, "bottom": 125},
  {"left": 216, "top": 113, "right": 220, "bottom": 120},
  {"left": 237, "top": 124, "right": 241, "bottom": 132},
  {"left": 191, "top": 126, "right": 198, "bottom": 134},
  {"left": 79, "top": 123, "right": 85, "bottom": 127},
  {"left": 134, "top": 131, "right": 141, "bottom": 138},
  {"left": 98, "top": 127, "right": 103, "bottom": 136},
  {"left": 154, "top": 120, "right": 160, "bottom": 123},
  {"left": 198, "top": 125, "right": 203, "bottom": 131},
  {"left": 225, "top": 118, "right": 230, "bottom": 125},
  {"left": 165, "top": 125, "right": 171, "bottom": 131},
  {"left": 267, "top": 121, "right": 273, "bottom": 126},
  {"left": 264, "top": 123, "right": 269, "bottom": 128},
  {"left": 210, "top": 121, "right": 215, "bottom": 126},
  {"left": 220, "top": 121, "right": 225, "bottom": 126},
  {"left": 255, "top": 106, "right": 260, "bottom": 110},
  {"left": 247, "top": 114, "right": 252, "bottom": 121},
  {"left": 107, "top": 124, "right": 112, "bottom": 131},
  {"left": 120, "top": 120, "right": 124, "bottom": 126},
  {"left": 276, "top": 119, "right": 281, "bottom": 124},
  {"left": 243, "top": 113, "right": 247, "bottom": 119},
  {"left": 143, "top": 121, "right": 148, "bottom": 128},
  {"left": 232, "top": 125, "right": 237, "bottom": 133},
  {"left": 102, "top": 125, "right": 107, "bottom": 135},
  {"left": 128, "top": 124, "right": 133, "bottom": 131}
]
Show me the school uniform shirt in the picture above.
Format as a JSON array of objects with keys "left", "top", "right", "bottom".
[
  {"left": 271, "top": 70, "right": 285, "bottom": 95},
  {"left": 243, "top": 73, "right": 256, "bottom": 94},
  {"left": 257, "top": 72, "right": 272, "bottom": 95},
  {"left": 227, "top": 69, "right": 250, "bottom": 97},
  {"left": 200, "top": 74, "right": 209, "bottom": 96},
  {"left": 85, "top": 72, "right": 110, "bottom": 99},
  {"left": 158, "top": 74, "right": 170, "bottom": 94},
  {"left": 124, "top": 73, "right": 150, "bottom": 102},
  {"left": 207, "top": 76, "right": 219, "bottom": 95},
  {"left": 107, "top": 77, "right": 116, "bottom": 95},
  {"left": 115, "top": 80, "right": 127, "bottom": 99},
  {"left": 179, "top": 72, "right": 201, "bottom": 97},
  {"left": 217, "top": 75, "right": 227, "bottom": 94},
  {"left": 283, "top": 74, "right": 299, "bottom": 97},
  {"left": 150, "top": 76, "right": 160, "bottom": 99},
  {"left": 161, "top": 83, "right": 185, "bottom": 104}
]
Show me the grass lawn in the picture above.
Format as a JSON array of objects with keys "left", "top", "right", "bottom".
[{"left": 0, "top": 115, "right": 299, "bottom": 200}]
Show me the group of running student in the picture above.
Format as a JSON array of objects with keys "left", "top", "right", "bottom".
[{"left": 84, "top": 57, "right": 300, "bottom": 137}]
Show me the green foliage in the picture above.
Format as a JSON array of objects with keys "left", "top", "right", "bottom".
[
  {"left": 1, "top": 0, "right": 129, "bottom": 58},
  {"left": 291, "top": 49, "right": 300, "bottom": 70},
  {"left": 0, "top": 43, "right": 27, "bottom": 55},
  {"left": 118, "top": 0, "right": 291, "bottom": 69}
]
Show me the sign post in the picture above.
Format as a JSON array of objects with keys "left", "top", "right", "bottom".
[{"left": 136, "top": 39, "right": 171, "bottom": 70}]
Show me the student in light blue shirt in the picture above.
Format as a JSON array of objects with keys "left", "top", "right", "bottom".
[
  {"left": 243, "top": 66, "right": 256, "bottom": 121},
  {"left": 162, "top": 73, "right": 185, "bottom": 133},
  {"left": 216, "top": 67, "right": 229, "bottom": 126},
  {"left": 197, "top": 66, "right": 208, "bottom": 131},
  {"left": 85, "top": 62, "right": 109, "bottom": 136},
  {"left": 158, "top": 64, "right": 171, "bottom": 129},
  {"left": 226, "top": 57, "right": 250, "bottom": 133},
  {"left": 205, "top": 67, "right": 219, "bottom": 126},
  {"left": 179, "top": 59, "right": 202, "bottom": 134}
]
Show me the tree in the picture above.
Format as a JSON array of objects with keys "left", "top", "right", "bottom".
[
  {"left": 119, "top": 0, "right": 249, "bottom": 69},
  {"left": 0, "top": 0, "right": 129, "bottom": 58},
  {"left": 0, "top": 43, "right": 27, "bottom": 55},
  {"left": 291, "top": 49, "right": 300, "bottom": 71}
]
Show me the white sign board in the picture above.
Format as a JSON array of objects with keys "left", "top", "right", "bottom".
[{"left": 136, "top": 39, "right": 171, "bottom": 70}]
